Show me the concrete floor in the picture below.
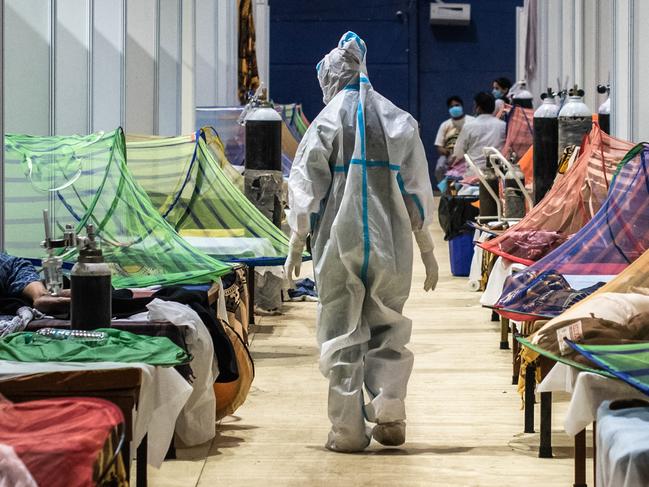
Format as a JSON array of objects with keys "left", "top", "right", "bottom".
[{"left": 147, "top": 221, "right": 589, "bottom": 486}]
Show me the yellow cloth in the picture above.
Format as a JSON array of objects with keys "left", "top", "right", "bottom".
[{"left": 238, "top": 0, "right": 260, "bottom": 104}]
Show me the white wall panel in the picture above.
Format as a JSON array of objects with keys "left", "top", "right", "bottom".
[
  {"left": 55, "top": 0, "right": 90, "bottom": 134},
  {"left": 519, "top": 0, "right": 619, "bottom": 122},
  {"left": 611, "top": 0, "right": 633, "bottom": 139},
  {"left": 4, "top": 0, "right": 230, "bottom": 137},
  {"left": 5, "top": 0, "right": 50, "bottom": 134},
  {"left": 92, "top": 0, "right": 124, "bottom": 131},
  {"left": 546, "top": 0, "right": 562, "bottom": 91},
  {"left": 597, "top": 0, "right": 613, "bottom": 86},
  {"left": 573, "top": 0, "right": 584, "bottom": 89},
  {"left": 126, "top": 0, "right": 156, "bottom": 133},
  {"left": 527, "top": 0, "right": 549, "bottom": 105},
  {"left": 633, "top": 0, "right": 649, "bottom": 140},
  {"left": 582, "top": 1, "right": 597, "bottom": 109},
  {"left": 195, "top": 0, "right": 238, "bottom": 107},
  {"left": 560, "top": 0, "right": 575, "bottom": 88},
  {"left": 254, "top": 0, "right": 270, "bottom": 94},
  {"left": 215, "top": 0, "right": 238, "bottom": 106},
  {"left": 1, "top": 0, "right": 4, "bottom": 250},
  {"left": 158, "top": 0, "right": 182, "bottom": 135},
  {"left": 584, "top": 0, "right": 613, "bottom": 113},
  {"left": 515, "top": 7, "right": 524, "bottom": 83},
  {"left": 195, "top": 0, "right": 218, "bottom": 106},
  {"left": 181, "top": 0, "right": 196, "bottom": 133}
]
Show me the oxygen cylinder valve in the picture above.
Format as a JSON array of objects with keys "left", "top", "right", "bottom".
[
  {"left": 540, "top": 88, "right": 556, "bottom": 101},
  {"left": 41, "top": 209, "right": 66, "bottom": 296},
  {"left": 568, "top": 84, "right": 585, "bottom": 97}
]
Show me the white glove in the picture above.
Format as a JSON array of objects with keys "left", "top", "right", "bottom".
[
  {"left": 284, "top": 232, "right": 306, "bottom": 288},
  {"left": 414, "top": 228, "right": 439, "bottom": 292}
]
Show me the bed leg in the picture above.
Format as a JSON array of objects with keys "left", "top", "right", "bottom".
[
  {"left": 500, "top": 316, "right": 510, "bottom": 350},
  {"left": 136, "top": 433, "right": 148, "bottom": 487},
  {"left": 524, "top": 362, "right": 536, "bottom": 433},
  {"left": 593, "top": 421, "right": 597, "bottom": 487},
  {"left": 512, "top": 323, "right": 520, "bottom": 385},
  {"left": 539, "top": 391, "right": 553, "bottom": 458},
  {"left": 574, "top": 429, "right": 587, "bottom": 487},
  {"left": 248, "top": 265, "right": 256, "bottom": 326}
]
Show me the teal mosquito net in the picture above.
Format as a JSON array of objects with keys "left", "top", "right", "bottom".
[{"left": 4, "top": 128, "right": 232, "bottom": 288}]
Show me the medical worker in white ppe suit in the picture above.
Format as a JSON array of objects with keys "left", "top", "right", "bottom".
[{"left": 284, "top": 32, "right": 439, "bottom": 453}]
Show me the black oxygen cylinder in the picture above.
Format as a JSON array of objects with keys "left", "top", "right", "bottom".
[
  {"left": 479, "top": 160, "right": 499, "bottom": 220},
  {"left": 598, "top": 113, "right": 610, "bottom": 135},
  {"left": 245, "top": 113, "right": 282, "bottom": 172},
  {"left": 244, "top": 104, "right": 284, "bottom": 227},
  {"left": 504, "top": 161, "right": 526, "bottom": 218},
  {"left": 533, "top": 118, "right": 558, "bottom": 204},
  {"left": 70, "top": 226, "right": 112, "bottom": 330},
  {"left": 533, "top": 90, "right": 560, "bottom": 204},
  {"left": 71, "top": 273, "right": 112, "bottom": 329},
  {"left": 597, "top": 84, "right": 611, "bottom": 135}
]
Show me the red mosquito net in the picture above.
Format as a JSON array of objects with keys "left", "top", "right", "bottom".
[{"left": 480, "top": 124, "right": 635, "bottom": 265}]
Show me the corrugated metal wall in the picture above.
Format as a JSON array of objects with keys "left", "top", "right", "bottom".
[
  {"left": 520, "top": 0, "right": 649, "bottom": 141},
  {"left": 3, "top": 0, "right": 275, "bottom": 135}
]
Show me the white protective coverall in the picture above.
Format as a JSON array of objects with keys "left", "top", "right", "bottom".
[{"left": 285, "top": 32, "right": 438, "bottom": 452}]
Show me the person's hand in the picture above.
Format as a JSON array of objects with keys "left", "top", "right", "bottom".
[
  {"left": 414, "top": 228, "right": 439, "bottom": 292},
  {"left": 23, "top": 281, "right": 71, "bottom": 314},
  {"left": 420, "top": 250, "right": 439, "bottom": 291},
  {"left": 284, "top": 233, "right": 307, "bottom": 288},
  {"left": 32, "top": 293, "right": 71, "bottom": 315}
]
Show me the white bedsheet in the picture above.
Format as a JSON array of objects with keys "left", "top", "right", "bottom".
[
  {"left": 182, "top": 236, "right": 277, "bottom": 258},
  {"left": 564, "top": 274, "right": 615, "bottom": 291},
  {"left": 123, "top": 299, "right": 218, "bottom": 447},
  {"left": 597, "top": 400, "right": 649, "bottom": 487},
  {"left": 537, "top": 364, "right": 646, "bottom": 436},
  {"left": 480, "top": 256, "right": 527, "bottom": 306}
]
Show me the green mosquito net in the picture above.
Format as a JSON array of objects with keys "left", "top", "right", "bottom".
[
  {"left": 125, "top": 128, "right": 298, "bottom": 266},
  {"left": 4, "top": 128, "right": 232, "bottom": 288}
]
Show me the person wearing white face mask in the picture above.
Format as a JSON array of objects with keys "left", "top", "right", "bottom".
[
  {"left": 434, "top": 95, "right": 474, "bottom": 182},
  {"left": 284, "top": 31, "right": 439, "bottom": 453}
]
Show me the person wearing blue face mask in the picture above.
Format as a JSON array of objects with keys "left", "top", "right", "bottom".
[
  {"left": 492, "top": 77, "right": 512, "bottom": 101},
  {"left": 492, "top": 77, "right": 512, "bottom": 115},
  {"left": 434, "top": 96, "right": 474, "bottom": 182}
]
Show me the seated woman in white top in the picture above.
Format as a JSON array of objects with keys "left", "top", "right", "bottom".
[{"left": 433, "top": 95, "right": 474, "bottom": 182}]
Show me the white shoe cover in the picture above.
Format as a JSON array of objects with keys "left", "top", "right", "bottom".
[
  {"left": 325, "top": 428, "right": 371, "bottom": 453},
  {"left": 372, "top": 421, "right": 406, "bottom": 447}
]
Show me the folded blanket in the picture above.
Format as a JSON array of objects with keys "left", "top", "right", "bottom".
[{"left": 531, "top": 312, "right": 649, "bottom": 366}]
